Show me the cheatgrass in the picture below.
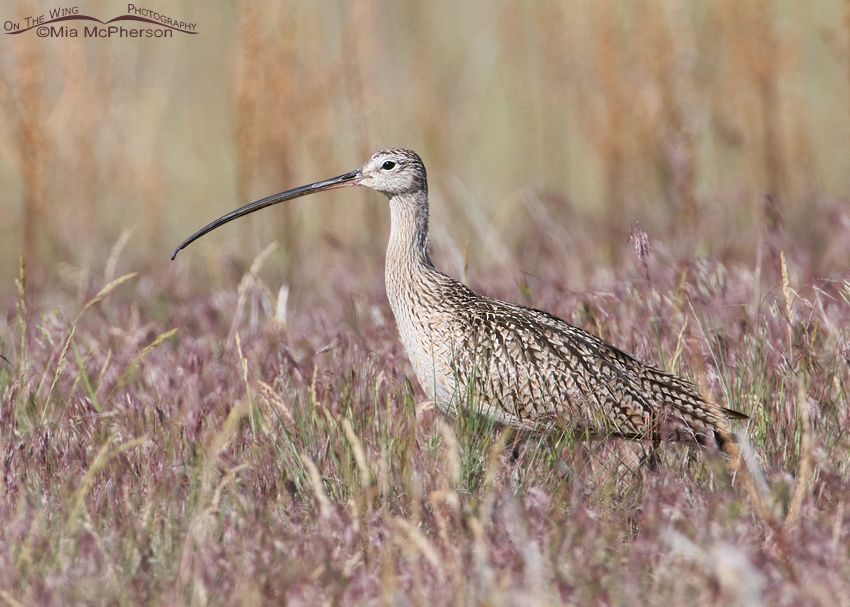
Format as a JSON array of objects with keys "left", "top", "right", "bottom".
[{"left": 2, "top": 219, "right": 848, "bottom": 605}]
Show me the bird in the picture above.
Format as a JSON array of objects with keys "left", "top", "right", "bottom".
[{"left": 173, "top": 148, "right": 746, "bottom": 449}]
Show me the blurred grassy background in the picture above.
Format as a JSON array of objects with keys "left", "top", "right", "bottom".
[
  {"left": 0, "top": 0, "right": 848, "bottom": 294},
  {"left": 1, "top": 5, "right": 849, "bottom": 600}
]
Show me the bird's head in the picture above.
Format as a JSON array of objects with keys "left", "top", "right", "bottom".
[{"left": 357, "top": 148, "right": 427, "bottom": 197}]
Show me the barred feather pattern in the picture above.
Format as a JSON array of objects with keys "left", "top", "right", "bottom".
[
  {"left": 175, "top": 146, "right": 741, "bottom": 444},
  {"left": 378, "top": 148, "right": 739, "bottom": 446}
]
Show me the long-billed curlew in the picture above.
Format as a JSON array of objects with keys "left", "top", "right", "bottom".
[{"left": 173, "top": 148, "right": 745, "bottom": 448}]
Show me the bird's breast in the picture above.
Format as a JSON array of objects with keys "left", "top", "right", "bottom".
[{"left": 385, "top": 271, "right": 460, "bottom": 408}]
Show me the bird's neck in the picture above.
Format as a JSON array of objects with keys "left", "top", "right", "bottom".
[
  {"left": 386, "top": 191, "right": 433, "bottom": 267},
  {"left": 385, "top": 191, "right": 436, "bottom": 303}
]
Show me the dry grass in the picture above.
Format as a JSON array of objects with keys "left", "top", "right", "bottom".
[
  {"left": 1, "top": 0, "right": 850, "bottom": 604},
  {"left": 2, "top": 201, "right": 850, "bottom": 604}
]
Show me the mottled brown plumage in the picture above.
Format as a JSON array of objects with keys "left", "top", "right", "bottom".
[{"left": 174, "top": 148, "right": 745, "bottom": 447}]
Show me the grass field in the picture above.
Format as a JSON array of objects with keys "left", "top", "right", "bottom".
[
  {"left": 2, "top": 0, "right": 850, "bottom": 604},
  {"left": 2, "top": 208, "right": 849, "bottom": 604}
]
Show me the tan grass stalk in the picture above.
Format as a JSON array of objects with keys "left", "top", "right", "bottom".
[
  {"left": 783, "top": 374, "right": 814, "bottom": 531},
  {"left": 112, "top": 328, "right": 178, "bottom": 395},
  {"left": 671, "top": 317, "right": 688, "bottom": 371},
  {"left": 391, "top": 517, "right": 442, "bottom": 570},
  {"left": 673, "top": 268, "right": 689, "bottom": 316},
  {"left": 40, "top": 325, "right": 75, "bottom": 423},
  {"left": 15, "top": 253, "right": 26, "bottom": 372},
  {"left": 726, "top": 438, "right": 773, "bottom": 524},
  {"left": 781, "top": 252, "right": 793, "bottom": 350},
  {"left": 301, "top": 454, "right": 331, "bottom": 520},
  {"left": 227, "top": 241, "right": 278, "bottom": 344},
  {"left": 438, "top": 422, "right": 461, "bottom": 489},
  {"left": 73, "top": 272, "right": 138, "bottom": 326},
  {"left": 210, "top": 399, "right": 249, "bottom": 462},
  {"left": 343, "top": 418, "right": 371, "bottom": 491},
  {"left": 257, "top": 380, "right": 294, "bottom": 424},
  {"left": 67, "top": 348, "right": 93, "bottom": 401},
  {"left": 831, "top": 501, "right": 845, "bottom": 555},
  {"left": 478, "top": 427, "right": 510, "bottom": 529},
  {"left": 103, "top": 228, "right": 133, "bottom": 283},
  {"left": 66, "top": 435, "right": 147, "bottom": 533},
  {"left": 235, "top": 332, "right": 250, "bottom": 407},
  {"left": 34, "top": 274, "right": 138, "bottom": 408},
  {"left": 14, "top": 27, "right": 49, "bottom": 273},
  {"left": 378, "top": 446, "right": 390, "bottom": 502},
  {"left": 236, "top": 332, "right": 263, "bottom": 435},
  {"left": 94, "top": 348, "right": 112, "bottom": 401},
  {"left": 780, "top": 252, "right": 815, "bottom": 531},
  {"left": 430, "top": 423, "right": 462, "bottom": 515},
  {"left": 0, "top": 589, "right": 24, "bottom": 607},
  {"left": 274, "top": 284, "right": 289, "bottom": 330},
  {"left": 210, "top": 463, "right": 249, "bottom": 513}
]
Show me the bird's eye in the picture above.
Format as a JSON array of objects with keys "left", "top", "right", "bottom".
[{"left": 382, "top": 160, "right": 397, "bottom": 171}]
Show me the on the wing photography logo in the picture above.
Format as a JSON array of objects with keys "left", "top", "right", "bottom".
[{"left": 4, "top": 4, "right": 197, "bottom": 38}]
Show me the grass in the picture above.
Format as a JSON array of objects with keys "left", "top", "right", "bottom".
[
  {"left": 1, "top": 0, "right": 849, "bottom": 284},
  {"left": 2, "top": 200, "right": 849, "bottom": 605},
  {"left": 1, "top": 0, "right": 849, "bottom": 603}
]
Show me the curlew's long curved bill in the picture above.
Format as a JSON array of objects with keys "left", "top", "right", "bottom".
[{"left": 171, "top": 169, "right": 362, "bottom": 260}]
